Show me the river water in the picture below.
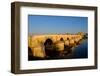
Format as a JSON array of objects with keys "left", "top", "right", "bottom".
[
  {"left": 44, "top": 39, "right": 88, "bottom": 60},
  {"left": 67, "top": 39, "right": 88, "bottom": 59},
  {"left": 28, "top": 39, "right": 88, "bottom": 60},
  {"left": 73, "top": 39, "right": 88, "bottom": 58}
]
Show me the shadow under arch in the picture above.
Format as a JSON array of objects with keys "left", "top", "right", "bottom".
[
  {"left": 44, "top": 38, "right": 60, "bottom": 58},
  {"left": 60, "top": 37, "right": 64, "bottom": 41},
  {"left": 44, "top": 38, "right": 53, "bottom": 46},
  {"left": 28, "top": 47, "right": 33, "bottom": 60}
]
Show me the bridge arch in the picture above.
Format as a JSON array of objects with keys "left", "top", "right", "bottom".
[{"left": 44, "top": 38, "right": 60, "bottom": 58}]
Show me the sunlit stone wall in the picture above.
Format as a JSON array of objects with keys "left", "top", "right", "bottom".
[{"left": 28, "top": 34, "right": 83, "bottom": 57}]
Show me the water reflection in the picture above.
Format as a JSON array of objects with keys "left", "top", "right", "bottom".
[{"left": 28, "top": 38, "right": 88, "bottom": 60}]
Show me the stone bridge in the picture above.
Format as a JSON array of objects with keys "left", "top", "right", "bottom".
[{"left": 28, "top": 34, "right": 84, "bottom": 59}]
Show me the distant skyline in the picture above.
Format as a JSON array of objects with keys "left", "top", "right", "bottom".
[{"left": 28, "top": 15, "right": 88, "bottom": 35}]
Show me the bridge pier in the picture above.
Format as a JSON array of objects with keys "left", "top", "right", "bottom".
[{"left": 28, "top": 34, "right": 84, "bottom": 58}]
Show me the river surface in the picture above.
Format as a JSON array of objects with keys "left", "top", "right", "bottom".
[
  {"left": 28, "top": 39, "right": 88, "bottom": 60},
  {"left": 69, "top": 39, "right": 88, "bottom": 59},
  {"left": 46, "top": 39, "right": 88, "bottom": 59}
]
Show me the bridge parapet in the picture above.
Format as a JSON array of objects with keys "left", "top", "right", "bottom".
[{"left": 29, "top": 35, "right": 82, "bottom": 46}]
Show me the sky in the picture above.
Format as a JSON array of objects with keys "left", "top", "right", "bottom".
[{"left": 28, "top": 15, "right": 88, "bottom": 35}]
